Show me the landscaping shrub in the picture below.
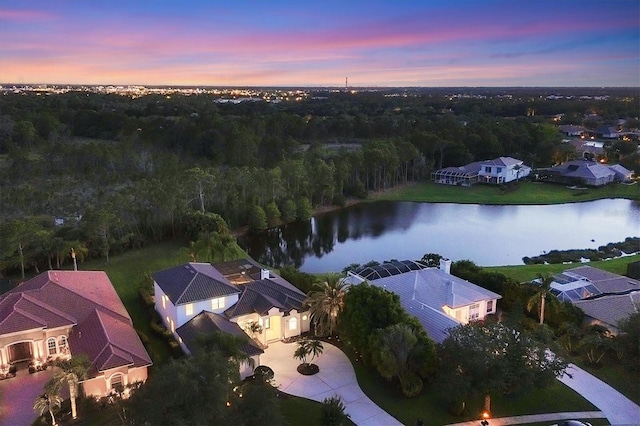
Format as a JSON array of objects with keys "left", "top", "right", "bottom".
[{"left": 138, "top": 287, "right": 154, "bottom": 308}]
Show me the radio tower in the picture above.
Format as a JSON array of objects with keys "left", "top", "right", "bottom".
[{"left": 345, "top": 77, "right": 348, "bottom": 89}]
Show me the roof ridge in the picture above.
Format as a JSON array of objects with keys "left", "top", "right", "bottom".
[
  {"left": 91, "top": 309, "right": 138, "bottom": 367},
  {"left": 21, "top": 292, "right": 78, "bottom": 323}
]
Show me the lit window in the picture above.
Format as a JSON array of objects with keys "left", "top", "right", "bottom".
[
  {"left": 58, "top": 336, "right": 68, "bottom": 350},
  {"left": 162, "top": 294, "right": 167, "bottom": 309},
  {"left": 289, "top": 317, "right": 298, "bottom": 331},
  {"left": 211, "top": 297, "right": 225, "bottom": 310},
  {"left": 487, "top": 300, "right": 494, "bottom": 313},
  {"left": 47, "top": 338, "right": 57, "bottom": 356},
  {"left": 110, "top": 373, "right": 124, "bottom": 391},
  {"left": 469, "top": 303, "right": 480, "bottom": 320},
  {"left": 263, "top": 317, "right": 271, "bottom": 329},
  {"left": 185, "top": 303, "right": 193, "bottom": 316}
]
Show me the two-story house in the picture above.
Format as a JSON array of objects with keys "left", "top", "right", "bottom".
[
  {"left": 478, "top": 157, "right": 531, "bottom": 184},
  {"left": 152, "top": 259, "right": 310, "bottom": 374}
]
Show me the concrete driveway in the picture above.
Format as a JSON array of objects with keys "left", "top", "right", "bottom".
[
  {"left": 0, "top": 368, "right": 52, "bottom": 426},
  {"left": 261, "top": 341, "right": 402, "bottom": 426},
  {"left": 558, "top": 363, "right": 640, "bottom": 425}
]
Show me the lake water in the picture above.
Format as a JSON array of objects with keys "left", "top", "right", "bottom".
[{"left": 239, "top": 199, "right": 640, "bottom": 273}]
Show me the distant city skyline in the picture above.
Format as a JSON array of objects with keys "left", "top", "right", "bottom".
[{"left": 1, "top": 0, "right": 638, "bottom": 87}]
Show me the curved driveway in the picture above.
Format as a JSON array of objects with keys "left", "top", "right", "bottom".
[
  {"left": 558, "top": 363, "right": 640, "bottom": 425},
  {"left": 261, "top": 341, "right": 402, "bottom": 425}
]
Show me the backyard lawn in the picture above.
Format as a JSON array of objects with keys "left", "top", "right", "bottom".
[
  {"left": 485, "top": 253, "right": 640, "bottom": 283},
  {"left": 372, "top": 180, "right": 639, "bottom": 205}
]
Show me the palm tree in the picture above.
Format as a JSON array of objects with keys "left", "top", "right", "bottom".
[
  {"left": 305, "top": 275, "right": 349, "bottom": 336},
  {"left": 527, "top": 273, "right": 557, "bottom": 325},
  {"left": 46, "top": 355, "right": 89, "bottom": 420},
  {"left": 293, "top": 338, "right": 324, "bottom": 367},
  {"left": 33, "top": 393, "right": 63, "bottom": 426}
]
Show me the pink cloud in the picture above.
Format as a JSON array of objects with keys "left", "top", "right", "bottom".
[{"left": 0, "top": 8, "right": 56, "bottom": 21}]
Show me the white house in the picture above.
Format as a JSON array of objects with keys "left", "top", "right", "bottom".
[
  {"left": 478, "top": 157, "right": 531, "bottom": 184},
  {"left": 345, "top": 259, "right": 501, "bottom": 342},
  {"left": 152, "top": 259, "right": 310, "bottom": 373}
]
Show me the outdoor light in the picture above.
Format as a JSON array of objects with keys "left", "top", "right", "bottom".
[{"left": 302, "top": 315, "right": 308, "bottom": 320}]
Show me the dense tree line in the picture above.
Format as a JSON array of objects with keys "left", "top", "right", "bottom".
[{"left": 1, "top": 89, "right": 637, "bottom": 277}]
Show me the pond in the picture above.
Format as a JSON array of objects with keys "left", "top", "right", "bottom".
[{"left": 239, "top": 199, "right": 640, "bottom": 273}]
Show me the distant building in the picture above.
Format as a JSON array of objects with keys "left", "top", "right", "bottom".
[
  {"left": 536, "top": 160, "right": 633, "bottom": 186},
  {"left": 432, "top": 157, "right": 530, "bottom": 186}
]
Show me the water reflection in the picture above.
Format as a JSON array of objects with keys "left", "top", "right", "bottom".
[{"left": 239, "top": 199, "right": 640, "bottom": 273}]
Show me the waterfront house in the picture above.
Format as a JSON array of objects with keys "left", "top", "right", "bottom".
[
  {"left": 153, "top": 258, "right": 310, "bottom": 375},
  {"left": 344, "top": 259, "right": 501, "bottom": 342},
  {"left": 477, "top": 156, "right": 531, "bottom": 184}
]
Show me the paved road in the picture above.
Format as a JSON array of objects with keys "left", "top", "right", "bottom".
[
  {"left": 262, "top": 341, "right": 402, "bottom": 425},
  {"left": 446, "top": 411, "right": 605, "bottom": 426}
]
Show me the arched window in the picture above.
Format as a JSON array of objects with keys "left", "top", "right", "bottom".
[
  {"left": 58, "top": 336, "right": 68, "bottom": 353},
  {"left": 288, "top": 317, "right": 298, "bottom": 331},
  {"left": 47, "top": 338, "right": 57, "bottom": 356},
  {"left": 110, "top": 373, "right": 124, "bottom": 392}
]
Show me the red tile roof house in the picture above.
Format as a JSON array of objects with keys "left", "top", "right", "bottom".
[
  {"left": 0, "top": 271, "right": 152, "bottom": 398},
  {"left": 152, "top": 259, "right": 310, "bottom": 378}
]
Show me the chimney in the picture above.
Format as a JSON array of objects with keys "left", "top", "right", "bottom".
[
  {"left": 439, "top": 258, "right": 452, "bottom": 274},
  {"left": 260, "top": 268, "right": 270, "bottom": 280}
]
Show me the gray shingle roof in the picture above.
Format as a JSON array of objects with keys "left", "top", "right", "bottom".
[
  {"left": 574, "top": 291, "right": 640, "bottom": 330},
  {"left": 481, "top": 156, "right": 522, "bottom": 167},
  {"left": 176, "top": 311, "right": 264, "bottom": 357},
  {"left": 225, "top": 278, "right": 307, "bottom": 318},
  {"left": 152, "top": 263, "right": 241, "bottom": 305},
  {"left": 555, "top": 266, "right": 640, "bottom": 297}
]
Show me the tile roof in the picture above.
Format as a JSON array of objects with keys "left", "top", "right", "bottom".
[
  {"left": 152, "top": 263, "right": 241, "bottom": 305},
  {"left": 225, "top": 278, "right": 307, "bottom": 318},
  {"left": 68, "top": 309, "right": 152, "bottom": 375},
  {"left": 573, "top": 291, "right": 640, "bottom": 329},
  {"left": 0, "top": 270, "right": 151, "bottom": 378},
  {"left": 176, "top": 311, "right": 264, "bottom": 357}
]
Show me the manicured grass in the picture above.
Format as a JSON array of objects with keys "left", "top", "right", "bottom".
[
  {"left": 339, "top": 344, "right": 598, "bottom": 426},
  {"left": 484, "top": 254, "right": 640, "bottom": 283},
  {"left": 572, "top": 355, "right": 640, "bottom": 406},
  {"left": 81, "top": 240, "right": 188, "bottom": 366},
  {"left": 372, "top": 181, "right": 639, "bottom": 205},
  {"left": 279, "top": 393, "right": 356, "bottom": 426}
]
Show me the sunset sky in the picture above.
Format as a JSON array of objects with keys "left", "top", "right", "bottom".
[{"left": 1, "top": 0, "right": 638, "bottom": 87}]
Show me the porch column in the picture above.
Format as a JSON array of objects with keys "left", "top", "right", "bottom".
[
  {"left": 0, "top": 346, "right": 6, "bottom": 366},
  {"left": 34, "top": 339, "right": 44, "bottom": 360}
]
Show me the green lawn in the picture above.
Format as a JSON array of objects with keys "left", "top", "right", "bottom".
[
  {"left": 338, "top": 343, "right": 598, "bottom": 426},
  {"left": 372, "top": 181, "right": 639, "bottom": 205},
  {"left": 572, "top": 355, "right": 640, "bottom": 406},
  {"left": 279, "top": 393, "right": 355, "bottom": 426},
  {"left": 484, "top": 254, "right": 640, "bottom": 283},
  {"left": 81, "top": 240, "right": 188, "bottom": 366}
]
